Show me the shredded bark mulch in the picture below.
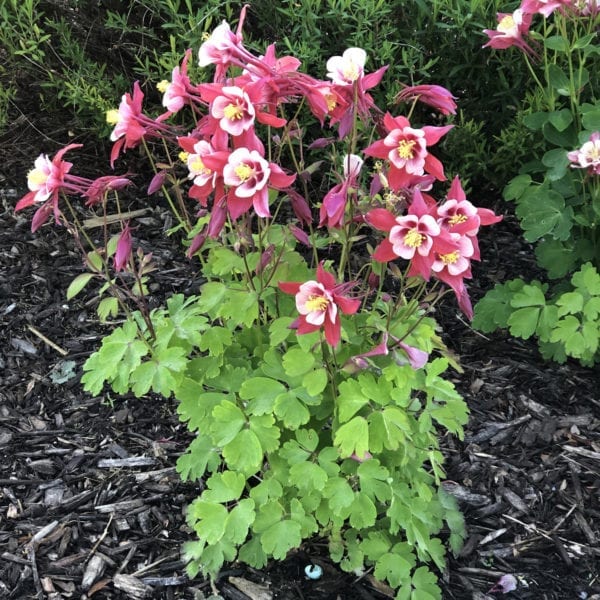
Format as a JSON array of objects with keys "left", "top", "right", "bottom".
[{"left": 1, "top": 109, "right": 599, "bottom": 600}]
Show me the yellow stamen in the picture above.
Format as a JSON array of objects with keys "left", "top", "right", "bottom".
[
  {"left": 157, "top": 80, "right": 170, "bottom": 93},
  {"left": 325, "top": 93, "right": 337, "bottom": 112},
  {"left": 449, "top": 214, "right": 468, "bottom": 226},
  {"left": 439, "top": 251, "right": 460, "bottom": 264},
  {"left": 305, "top": 295, "right": 329, "bottom": 312},
  {"left": 179, "top": 151, "right": 189, "bottom": 163},
  {"left": 223, "top": 103, "right": 244, "bottom": 120},
  {"left": 397, "top": 139, "right": 416, "bottom": 160},
  {"left": 27, "top": 169, "right": 47, "bottom": 186},
  {"left": 498, "top": 15, "right": 515, "bottom": 32},
  {"left": 234, "top": 163, "right": 254, "bottom": 182},
  {"left": 343, "top": 64, "right": 359, "bottom": 82},
  {"left": 403, "top": 228, "right": 424, "bottom": 248},
  {"left": 106, "top": 109, "right": 120, "bottom": 125},
  {"left": 190, "top": 156, "right": 211, "bottom": 175}
]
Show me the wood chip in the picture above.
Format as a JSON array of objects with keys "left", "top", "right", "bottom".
[
  {"left": 228, "top": 576, "right": 272, "bottom": 600},
  {"left": 113, "top": 574, "right": 153, "bottom": 599}
]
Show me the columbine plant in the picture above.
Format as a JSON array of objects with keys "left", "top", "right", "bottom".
[
  {"left": 16, "top": 9, "right": 502, "bottom": 599},
  {"left": 475, "top": 0, "right": 600, "bottom": 365}
]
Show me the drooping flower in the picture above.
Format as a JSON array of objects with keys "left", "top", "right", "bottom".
[
  {"left": 158, "top": 49, "right": 202, "bottom": 114},
  {"left": 363, "top": 113, "right": 452, "bottom": 190},
  {"left": 567, "top": 132, "right": 600, "bottom": 175},
  {"left": 279, "top": 262, "right": 360, "bottom": 347},
  {"left": 483, "top": 10, "right": 536, "bottom": 56},
  {"left": 520, "top": 0, "right": 570, "bottom": 17},
  {"left": 319, "top": 154, "right": 364, "bottom": 228},
  {"left": 114, "top": 222, "right": 133, "bottom": 272},
  {"left": 395, "top": 84, "right": 457, "bottom": 116},
  {"left": 16, "top": 143, "right": 86, "bottom": 231},
  {"left": 107, "top": 81, "right": 170, "bottom": 167},
  {"left": 324, "top": 47, "right": 388, "bottom": 138},
  {"left": 84, "top": 175, "right": 132, "bottom": 206}
]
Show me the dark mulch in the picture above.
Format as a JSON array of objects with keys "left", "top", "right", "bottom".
[{"left": 1, "top": 95, "right": 600, "bottom": 600}]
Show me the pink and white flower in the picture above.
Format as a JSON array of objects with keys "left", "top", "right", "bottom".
[
  {"left": 211, "top": 86, "right": 256, "bottom": 136},
  {"left": 222, "top": 147, "right": 296, "bottom": 219},
  {"left": 567, "top": 132, "right": 600, "bottom": 175},
  {"left": 483, "top": 9, "right": 536, "bottom": 56},
  {"left": 326, "top": 48, "right": 367, "bottom": 86},
  {"left": 363, "top": 113, "right": 452, "bottom": 189},
  {"left": 279, "top": 262, "right": 360, "bottom": 347}
]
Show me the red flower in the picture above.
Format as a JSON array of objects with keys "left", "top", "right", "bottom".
[
  {"left": 395, "top": 84, "right": 457, "bottom": 116},
  {"left": 279, "top": 263, "right": 360, "bottom": 347},
  {"left": 363, "top": 113, "right": 452, "bottom": 190}
]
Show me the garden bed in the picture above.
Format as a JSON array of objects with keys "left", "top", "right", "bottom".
[{"left": 1, "top": 125, "right": 599, "bottom": 598}]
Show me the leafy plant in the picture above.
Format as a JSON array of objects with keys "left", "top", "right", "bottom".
[
  {"left": 14, "top": 8, "right": 505, "bottom": 598},
  {"left": 474, "top": 2, "right": 600, "bottom": 365}
]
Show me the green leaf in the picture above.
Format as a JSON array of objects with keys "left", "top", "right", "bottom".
[
  {"left": 516, "top": 189, "right": 572, "bottom": 242},
  {"left": 176, "top": 435, "right": 220, "bottom": 481},
  {"left": 282, "top": 347, "right": 315, "bottom": 377},
  {"left": 249, "top": 414, "right": 281, "bottom": 453},
  {"left": 522, "top": 112, "right": 548, "bottom": 131},
  {"left": 510, "top": 283, "right": 547, "bottom": 308},
  {"left": 582, "top": 107, "right": 600, "bottom": 130},
  {"left": 572, "top": 263, "right": 600, "bottom": 295},
  {"left": 198, "top": 326, "right": 232, "bottom": 356},
  {"left": 542, "top": 148, "right": 569, "bottom": 181},
  {"left": 357, "top": 459, "right": 392, "bottom": 502},
  {"left": 302, "top": 368, "right": 328, "bottom": 396},
  {"left": 197, "top": 281, "right": 227, "bottom": 313},
  {"left": 550, "top": 315, "right": 586, "bottom": 357},
  {"left": 269, "top": 317, "right": 295, "bottom": 345},
  {"left": 373, "top": 545, "right": 416, "bottom": 590},
  {"left": 296, "top": 428, "right": 319, "bottom": 452},
  {"left": 289, "top": 461, "right": 329, "bottom": 492},
  {"left": 66, "top": 273, "right": 94, "bottom": 300},
  {"left": 260, "top": 519, "right": 302, "bottom": 560},
  {"left": 368, "top": 407, "right": 410, "bottom": 451},
  {"left": 323, "top": 477, "right": 355, "bottom": 516},
  {"left": 411, "top": 566, "right": 442, "bottom": 600},
  {"left": 97, "top": 296, "right": 119, "bottom": 322},
  {"left": 238, "top": 536, "right": 268, "bottom": 569},
  {"left": 545, "top": 35, "right": 568, "bottom": 52},
  {"left": 573, "top": 32, "right": 596, "bottom": 49},
  {"left": 548, "top": 109, "right": 573, "bottom": 132},
  {"left": 210, "top": 400, "right": 246, "bottom": 445},
  {"left": 218, "top": 289, "right": 260, "bottom": 327},
  {"left": 207, "top": 246, "right": 245, "bottom": 275},
  {"left": 222, "top": 428, "right": 263, "bottom": 475},
  {"left": 535, "top": 239, "right": 577, "bottom": 279},
  {"left": 203, "top": 471, "right": 247, "bottom": 503},
  {"left": 224, "top": 498, "right": 255, "bottom": 544},
  {"left": 349, "top": 491, "right": 377, "bottom": 528},
  {"left": 360, "top": 531, "right": 391, "bottom": 561},
  {"left": 337, "top": 379, "right": 370, "bottom": 423},
  {"left": 503, "top": 174, "right": 533, "bottom": 201},
  {"left": 472, "top": 280, "right": 524, "bottom": 332},
  {"left": 556, "top": 291, "right": 584, "bottom": 317},
  {"left": 547, "top": 64, "right": 570, "bottom": 95},
  {"left": 187, "top": 500, "right": 228, "bottom": 544},
  {"left": 274, "top": 392, "right": 310, "bottom": 429},
  {"left": 508, "top": 307, "right": 541, "bottom": 339},
  {"left": 240, "top": 377, "right": 286, "bottom": 415},
  {"left": 583, "top": 297, "right": 600, "bottom": 321},
  {"left": 334, "top": 416, "right": 369, "bottom": 458}
]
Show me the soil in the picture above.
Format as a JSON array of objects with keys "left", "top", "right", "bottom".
[{"left": 1, "top": 72, "right": 600, "bottom": 600}]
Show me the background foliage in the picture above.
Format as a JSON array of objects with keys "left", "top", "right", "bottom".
[{"left": 1, "top": 0, "right": 525, "bottom": 191}]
